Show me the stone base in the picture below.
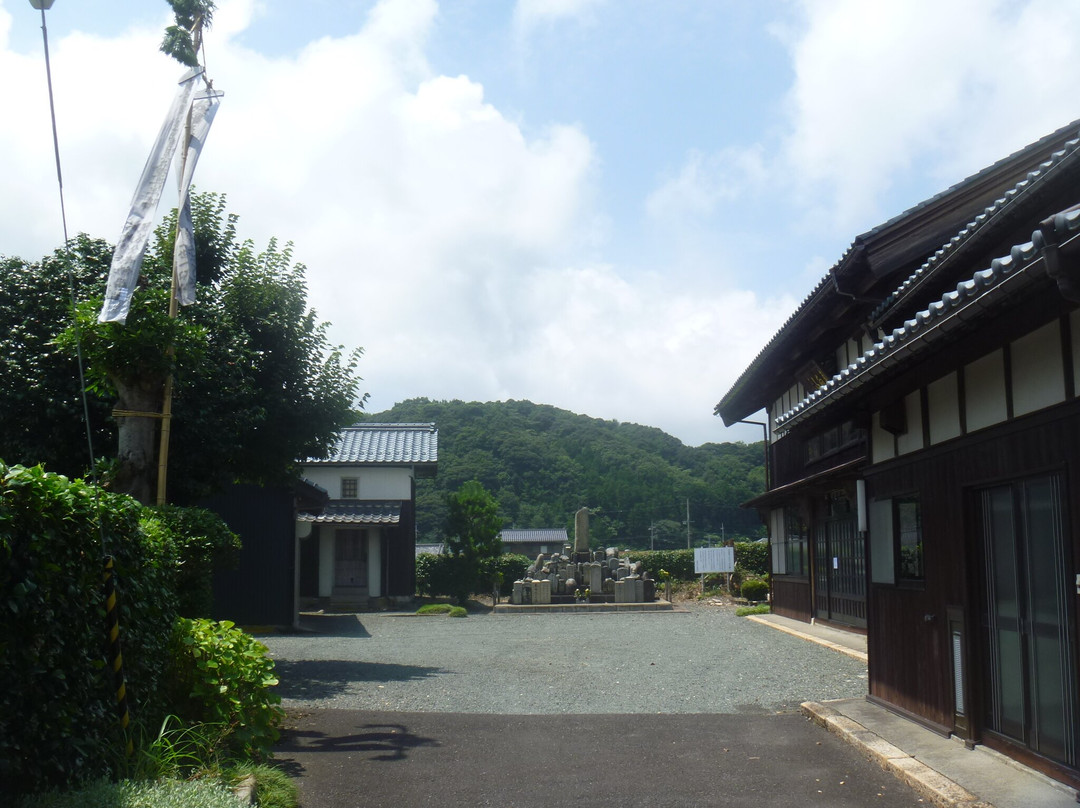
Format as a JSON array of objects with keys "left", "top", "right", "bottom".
[{"left": 492, "top": 600, "right": 675, "bottom": 614}]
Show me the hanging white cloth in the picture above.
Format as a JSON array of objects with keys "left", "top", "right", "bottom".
[
  {"left": 98, "top": 68, "right": 203, "bottom": 324},
  {"left": 173, "top": 89, "right": 222, "bottom": 306}
]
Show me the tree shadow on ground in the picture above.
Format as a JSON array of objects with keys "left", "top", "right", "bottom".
[
  {"left": 273, "top": 659, "right": 442, "bottom": 700},
  {"left": 293, "top": 613, "right": 373, "bottom": 637},
  {"left": 275, "top": 722, "right": 440, "bottom": 762}
]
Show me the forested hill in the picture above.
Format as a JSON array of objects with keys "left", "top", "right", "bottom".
[{"left": 359, "top": 399, "right": 766, "bottom": 548}]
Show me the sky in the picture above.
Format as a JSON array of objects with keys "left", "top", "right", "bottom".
[{"left": 3, "top": 0, "right": 1080, "bottom": 447}]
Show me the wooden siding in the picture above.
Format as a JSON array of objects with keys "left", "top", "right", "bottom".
[
  {"left": 771, "top": 430, "right": 866, "bottom": 489},
  {"left": 771, "top": 576, "right": 812, "bottom": 622},
  {"left": 866, "top": 398, "right": 1080, "bottom": 737},
  {"left": 386, "top": 497, "right": 417, "bottom": 597},
  {"left": 206, "top": 484, "right": 297, "bottom": 627}
]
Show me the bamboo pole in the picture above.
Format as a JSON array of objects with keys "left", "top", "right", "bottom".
[{"left": 155, "top": 14, "right": 204, "bottom": 506}]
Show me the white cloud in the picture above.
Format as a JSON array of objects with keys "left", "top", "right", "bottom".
[
  {"left": 780, "top": 0, "right": 1080, "bottom": 233},
  {"left": 645, "top": 146, "right": 767, "bottom": 223},
  {"left": 512, "top": 0, "right": 605, "bottom": 35}
]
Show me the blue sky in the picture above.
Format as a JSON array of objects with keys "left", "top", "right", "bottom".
[{"left": 3, "top": 0, "right": 1079, "bottom": 446}]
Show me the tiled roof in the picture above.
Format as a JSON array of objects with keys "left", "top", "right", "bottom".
[
  {"left": 297, "top": 500, "right": 402, "bottom": 524},
  {"left": 499, "top": 528, "right": 569, "bottom": 544},
  {"left": 715, "top": 119, "right": 1080, "bottom": 424},
  {"left": 307, "top": 423, "right": 438, "bottom": 465},
  {"left": 869, "top": 133, "right": 1080, "bottom": 326},
  {"left": 774, "top": 205, "right": 1080, "bottom": 430}
]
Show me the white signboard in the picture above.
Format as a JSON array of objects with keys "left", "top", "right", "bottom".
[{"left": 694, "top": 546, "right": 735, "bottom": 574}]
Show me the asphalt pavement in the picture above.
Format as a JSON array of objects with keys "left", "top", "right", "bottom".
[
  {"left": 262, "top": 603, "right": 1079, "bottom": 808},
  {"left": 273, "top": 709, "right": 927, "bottom": 808}
]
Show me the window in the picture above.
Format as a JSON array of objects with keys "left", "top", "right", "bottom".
[
  {"left": 895, "top": 496, "right": 923, "bottom": 581},
  {"left": 783, "top": 507, "right": 809, "bottom": 576},
  {"left": 341, "top": 477, "right": 358, "bottom": 498},
  {"left": 805, "top": 419, "right": 865, "bottom": 463}
]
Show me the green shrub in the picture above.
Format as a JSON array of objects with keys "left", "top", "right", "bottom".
[
  {"left": 492, "top": 553, "right": 530, "bottom": 595},
  {"left": 734, "top": 541, "right": 769, "bottom": 577},
  {"left": 416, "top": 552, "right": 528, "bottom": 599},
  {"left": 626, "top": 549, "right": 694, "bottom": 580},
  {"left": 0, "top": 463, "right": 178, "bottom": 794},
  {"left": 141, "top": 505, "right": 240, "bottom": 618},
  {"left": 740, "top": 577, "right": 769, "bottom": 602},
  {"left": 416, "top": 603, "right": 454, "bottom": 615},
  {"left": 167, "top": 618, "right": 284, "bottom": 758},
  {"left": 736, "top": 603, "right": 772, "bottom": 617},
  {"left": 414, "top": 552, "right": 439, "bottom": 597}
]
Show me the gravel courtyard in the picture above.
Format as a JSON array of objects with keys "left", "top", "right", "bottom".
[{"left": 259, "top": 603, "right": 869, "bottom": 715}]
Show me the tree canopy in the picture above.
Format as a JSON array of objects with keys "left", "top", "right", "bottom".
[
  {"left": 362, "top": 399, "right": 767, "bottom": 548},
  {"left": 1, "top": 192, "right": 366, "bottom": 503},
  {"left": 443, "top": 480, "right": 503, "bottom": 603}
]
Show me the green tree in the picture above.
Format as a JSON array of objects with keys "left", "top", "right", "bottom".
[
  {"left": 160, "top": 1, "right": 215, "bottom": 67},
  {"left": 444, "top": 480, "right": 503, "bottom": 604},
  {"left": 0, "top": 237, "right": 115, "bottom": 480},
  {"left": 29, "top": 193, "right": 366, "bottom": 503}
]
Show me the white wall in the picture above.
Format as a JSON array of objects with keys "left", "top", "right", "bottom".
[
  {"left": 871, "top": 412, "right": 895, "bottom": 464},
  {"left": 302, "top": 466, "right": 413, "bottom": 500},
  {"left": 896, "top": 391, "right": 924, "bottom": 456},
  {"left": 927, "top": 372, "right": 962, "bottom": 445},
  {"left": 964, "top": 349, "right": 1008, "bottom": 433},
  {"left": 1011, "top": 320, "right": 1065, "bottom": 416},
  {"left": 871, "top": 316, "right": 1075, "bottom": 467}
]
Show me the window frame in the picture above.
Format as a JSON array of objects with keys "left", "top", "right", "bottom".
[
  {"left": 781, "top": 506, "right": 809, "bottom": 577},
  {"left": 893, "top": 494, "right": 924, "bottom": 585},
  {"left": 340, "top": 477, "right": 358, "bottom": 499}
]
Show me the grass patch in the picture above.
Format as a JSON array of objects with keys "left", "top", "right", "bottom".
[
  {"left": 15, "top": 778, "right": 241, "bottom": 808},
  {"left": 416, "top": 604, "right": 468, "bottom": 617},
  {"left": 226, "top": 762, "right": 298, "bottom": 808},
  {"left": 735, "top": 603, "right": 772, "bottom": 617}
]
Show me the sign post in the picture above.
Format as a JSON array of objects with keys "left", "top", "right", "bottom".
[{"left": 694, "top": 547, "right": 735, "bottom": 595}]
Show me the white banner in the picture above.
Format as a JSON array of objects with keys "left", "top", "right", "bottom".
[
  {"left": 99, "top": 68, "right": 203, "bottom": 324},
  {"left": 173, "top": 89, "right": 222, "bottom": 306}
]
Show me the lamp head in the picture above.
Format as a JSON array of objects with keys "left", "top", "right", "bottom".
[{"left": 30, "top": 1, "right": 56, "bottom": 10}]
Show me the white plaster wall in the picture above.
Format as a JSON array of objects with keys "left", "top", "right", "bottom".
[
  {"left": 965, "top": 349, "right": 1007, "bottom": 432},
  {"left": 318, "top": 530, "right": 334, "bottom": 597},
  {"left": 896, "top": 391, "right": 924, "bottom": 456},
  {"left": 927, "top": 372, "right": 962, "bottom": 445},
  {"left": 1011, "top": 320, "right": 1065, "bottom": 417},
  {"left": 360, "top": 468, "right": 413, "bottom": 500},
  {"left": 301, "top": 466, "right": 413, "bottom": 499},
  {"left": 871, "top": 412, "right": 895, "bottom": 464}
]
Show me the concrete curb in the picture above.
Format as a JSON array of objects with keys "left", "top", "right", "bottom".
[
  {"left": 802, "top": 701, "right": 995, "bottom": 808},
  {"left": 746, "top": 614, "right": 868, "bottom": 662}
]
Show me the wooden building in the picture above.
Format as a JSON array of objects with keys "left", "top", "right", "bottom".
[
  {"left": 296, "top": 423, "right": 438, "bottom": 609},
  {"left": 716, "top": 121, "right": 1080, "bottom": 787}
]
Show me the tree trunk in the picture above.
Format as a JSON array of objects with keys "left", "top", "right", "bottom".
[{"left": 112, "top": 377, "right": 163, "bottom": 505}]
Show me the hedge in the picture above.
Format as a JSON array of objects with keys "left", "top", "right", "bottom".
[
  {"left": 626, "top": 542, "right": 770, "bottom": 581},
  {"left": 416, "top": 552, "right": 531, "bottom": 598},
  {"left": 0, "top": 463, "right": 256, "bottom": 795}
]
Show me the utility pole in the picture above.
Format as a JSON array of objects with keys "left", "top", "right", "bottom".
[{"left": 686, "top": 498, "right": 690, "bottom": 549}]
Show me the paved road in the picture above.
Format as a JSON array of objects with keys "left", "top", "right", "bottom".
[
  {"left": 263, "top": 605, "right": 923, "bottom": 807},
  {"left": 274, "top": 710, "right": 926, "bottom": 808}
]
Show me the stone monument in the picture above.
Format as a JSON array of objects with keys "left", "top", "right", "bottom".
[{"left": 509, "top": 508, "right": 657, "bottom": 605}]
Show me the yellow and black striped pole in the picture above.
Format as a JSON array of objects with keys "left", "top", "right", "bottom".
[{"left": 102, "top": 556, "right": 133, "bottom": 756}]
